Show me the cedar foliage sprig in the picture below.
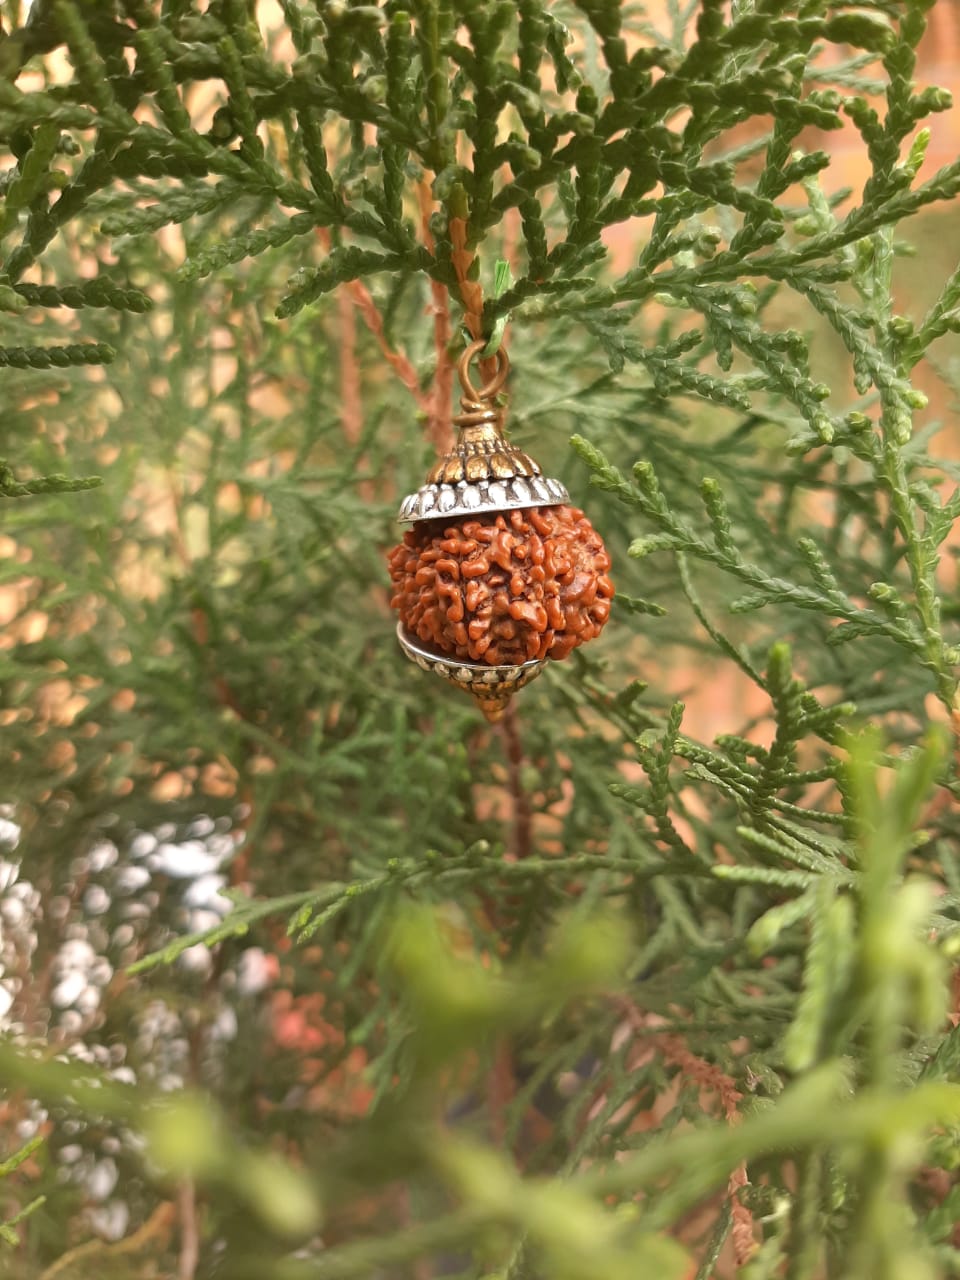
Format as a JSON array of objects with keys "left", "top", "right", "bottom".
[
  {"left": 2, "top": 1, "right": 960, "bottom": 1278},
  {"left": 0, "top": 1137, "right": 45, "bottom": 1247}
]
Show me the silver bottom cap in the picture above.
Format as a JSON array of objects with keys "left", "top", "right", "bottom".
[{"left": 395, "top": 624, "right": 545, "bottom": 720}]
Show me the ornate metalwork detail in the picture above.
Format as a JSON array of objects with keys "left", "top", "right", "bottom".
[
  {"left": 396, "top": 623, "right": 544, "bottom": 722},
  {"left": 397, "top": 345, "right": 569, "bottom": 524}
]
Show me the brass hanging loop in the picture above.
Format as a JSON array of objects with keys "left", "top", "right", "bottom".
[
  {"left": 456, "top": 338, "right": 510, "bottom": 405},
  {"left": 445, "top": 340, "right": 508, "bottom": 442}
]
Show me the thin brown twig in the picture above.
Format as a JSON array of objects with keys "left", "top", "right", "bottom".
[
  {"left": 418, "top": 180, "right": 455, "bottom": 453},
  {"left": 728, "top": 1162, "right": 755, "bottom": 1267},
  {"left": 500, "top": 702, "right": 533, "bottom": 861},
  {"left": 481, "top": 706, "right": 533, "bottom": 1156},
  {"left": 335, "top": 280, "right": 381, "bottom": 503},
  {"left": 345, "top": 277, "right": 425, "bottom": 406},
  {"left": 500, "top": 204, "right": 521, "bottom": 280},
  {"left": 315, "top": 226, "right": 438, "bottom": 445},
  {"left": 448, "top": 214, "right": 484, "bottom": 342},
  {"left": 38, "top": 1201, "right": 176, "bottom": 1280},
  {"left": 337, "top": 286, "right": 362, "bottom": 448},
  {"left": 486, "top": 1036, "right": 516, "bottom": 1148},
  {"left": 617, "top": 1002, "right": 758, "bottom": 1266},
  {"left": 177, "top": 1179, "right": 199, "bottom": 1280},
  {"left": 448, "top": 209, "right": 500, "bottom": 390},
  {"left": 651, "top": 1032, "right": 755, "bottom": 1263}
]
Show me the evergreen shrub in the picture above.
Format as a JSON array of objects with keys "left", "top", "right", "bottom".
[{"left": 1, "top": 1, "right": 960, "bottom": 1276}]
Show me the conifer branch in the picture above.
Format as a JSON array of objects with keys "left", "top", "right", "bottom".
[{"left": 2, "top": 4, "right": 959, "bottom": 1274}]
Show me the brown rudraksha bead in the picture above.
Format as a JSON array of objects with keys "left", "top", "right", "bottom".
[{"left": 388, "top": 505, "right": 614, "bottom": 668}]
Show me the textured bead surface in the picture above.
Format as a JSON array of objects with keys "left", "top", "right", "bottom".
[{"left": 387, "top": 505, "right": 614, "bottom": 667}]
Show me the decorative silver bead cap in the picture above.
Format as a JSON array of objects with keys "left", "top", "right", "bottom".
[
  {"left": 396, "top": 345, "right": 569, "bottom": 524},
  {"left": 396, "top": 623, "right": 545, "bottom": 722},
  {"left": 397, "top": 471, "right": 569, "bottom": 523}
]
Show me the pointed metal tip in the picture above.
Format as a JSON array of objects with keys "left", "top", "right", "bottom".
[{"left": 475, "top": 695, "right": 509, "bottom": 723}]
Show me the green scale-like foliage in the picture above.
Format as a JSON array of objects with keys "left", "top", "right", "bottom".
[{"left": 1, "top": 1, "right": 960, "bottom": 1278}]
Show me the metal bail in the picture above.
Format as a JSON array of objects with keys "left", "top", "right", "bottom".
[{"left": 397, "top": 340, "right": 569, "bottom": 524}]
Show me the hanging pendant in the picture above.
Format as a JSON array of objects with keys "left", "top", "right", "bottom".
[{"left": 388, "top": 341, "right": 614, "bottom": 721}]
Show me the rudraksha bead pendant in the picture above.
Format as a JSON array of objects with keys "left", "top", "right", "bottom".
[{"left": 388, "top": 341, "right": 614, "bottom": 721}]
